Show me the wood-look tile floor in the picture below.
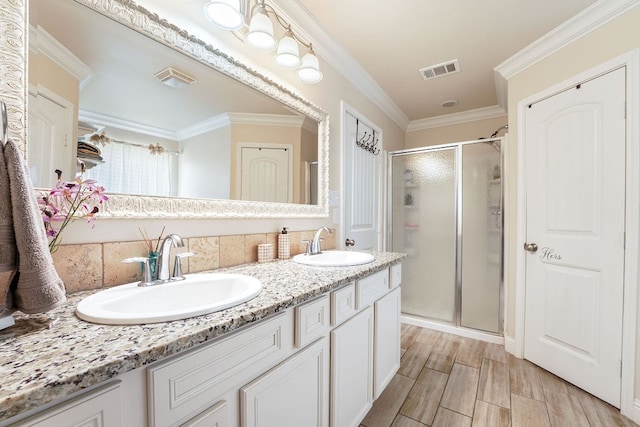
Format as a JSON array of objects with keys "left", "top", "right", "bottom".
[{"left": 360, "top": 324, "right": 639, "bottom": 427}]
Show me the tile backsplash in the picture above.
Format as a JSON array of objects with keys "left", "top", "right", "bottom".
[{"left": 53, "top": 229, "right": 336, "bottom": 294}]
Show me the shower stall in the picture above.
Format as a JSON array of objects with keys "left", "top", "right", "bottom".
[{"left": 387, "top": 138, "right": 503, "bottom": 336}]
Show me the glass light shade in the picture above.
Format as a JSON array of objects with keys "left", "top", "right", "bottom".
[
  {"left": 297, "top": 50, "right": 323, "bottom": 83},
  {"left": 275, "top": 31, "right": 300, "bottom": 69},
  {"left": 246, "top": 7, "right": 276, "bottom": 51},
  {"left": 203, "top": 0, "right": 244, "bottom": 31}
]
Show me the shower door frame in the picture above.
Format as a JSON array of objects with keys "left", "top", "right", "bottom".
[{"left": 386, "top": 137, "right": 505, "bottom": 336}]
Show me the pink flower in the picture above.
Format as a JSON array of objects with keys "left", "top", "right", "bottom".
[{"left": 40, "top": 170, "right": 108, "bottom": 253}]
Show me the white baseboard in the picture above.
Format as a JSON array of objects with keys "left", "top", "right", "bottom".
[
  {"left": 504, "top": 335, "right": 522, "bottom": 358},
  {"left": 400, "top": 315, "right": 504, "bottom": 344},
  {"left": 631, "top": 399, "right": 640, "bottom": 424}
]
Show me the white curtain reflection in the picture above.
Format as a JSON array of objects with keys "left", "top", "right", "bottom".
[{"left": 85, "top": 141, "right": 178, "bottom": 197}]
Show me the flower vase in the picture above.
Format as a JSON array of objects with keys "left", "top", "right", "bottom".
[{"left": 148, "top": 251, "right": 158, "bottom": 279}]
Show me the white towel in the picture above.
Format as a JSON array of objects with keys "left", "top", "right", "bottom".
[{"left": 2, "top": 140, "right": 66, "bottom": 314}]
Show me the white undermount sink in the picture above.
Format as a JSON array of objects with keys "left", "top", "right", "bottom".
[
  {"left": 76, "top": 273, "right": 263, "bottom": 325},
  {"left": 292, "top": 250, "right": 375, "bottom": 267}
]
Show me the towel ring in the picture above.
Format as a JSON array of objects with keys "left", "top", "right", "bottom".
[{"left": 1, "top": 100, "right": 7, "bottom": 146}]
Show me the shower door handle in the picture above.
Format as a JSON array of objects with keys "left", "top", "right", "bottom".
[{"left": 523, "top": 242, "right": 538, "bottom": 253}]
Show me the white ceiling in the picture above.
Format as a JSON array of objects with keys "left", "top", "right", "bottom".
[
  {"left": 33, "top": 0, "right": 603, "bottom": 134},
  {"left": 293, "top": 0, "right": 598, "bottom": 122}
]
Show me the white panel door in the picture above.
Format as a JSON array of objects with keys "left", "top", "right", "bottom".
[
  {"left": 343, "top": 111, "right": 382, "bottom": 251},
  {"left": 523, "top": 67, "right": 626, "bottom": 406},
  {"left": 28, "top": 92, "right": 74, "bottom": 188},
  {"left": 240, "top": 146, "right": 291, "bottom": 203}
]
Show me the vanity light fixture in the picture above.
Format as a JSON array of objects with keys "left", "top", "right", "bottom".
[
  {"left": 246, "top": 1, "right": 276, "bottom": 50},
  {"left": 274, "top": 27, "right": 300, "bottom": 69},
  {"left": 297, "top": 45, "right": 322, "bottom": 83},
  {"left": 203, "top": 0, "right": 245, "bottom": 30},
  {"left": 206, "top": 0, "right": 323, "bottom": 83}
]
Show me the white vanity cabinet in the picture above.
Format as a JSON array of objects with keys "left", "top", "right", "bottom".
[
  {"left": 2, "top": 262, "right": 403, "bottom": 427},
  {"left": 330, "top": 306, "right": 375, "bottom": 427},
  {"left": 240, "top": 337, "right": 330, "bottom": 427},
  {"left": 374, "top": 287, "right": 401, "bottom": 398},
  {"left": 11, "top": 382, "right": 122, "bottom": 427},
  {"left": 330, "top": 266, "right": 402, "bottom": 427},
  {"left": 240, "top": 295, "right": 331, "bottom": 427},
  {"left": 147, "top": 310, "right": 295, "bottom": 427}
]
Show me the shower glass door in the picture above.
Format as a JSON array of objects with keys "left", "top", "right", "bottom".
[
  {"left": 390, "top": 147, "right": 457, "bottom": 324},
  {"left": 389, "top": 139, "right": 503, "bottom": 334},
  {"left": 461, "top": 142, "right": 502, "bottom": 333}
]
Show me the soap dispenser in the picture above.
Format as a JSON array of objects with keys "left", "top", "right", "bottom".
[{"left": 278, "top": 227, "right": 290, "bottom": 259}]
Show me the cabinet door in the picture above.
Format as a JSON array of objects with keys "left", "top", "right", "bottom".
[
  {"left": 181, "top": 400, "right": 228, "bottom": 427},
  {"left": 241, "top": 338, "right": 329, "bottom": 427},
  {"left": 374, "top": 287, "right": 401, "bottom": 399},
  {"left": 13, "top": 382, "right": 121, "bottom": 427},
  {"left": 148, "top": 311, "right": 293, "bottom": 426},
  {"left": 330, "top": 306, "right": 374, "bottom": 427}
]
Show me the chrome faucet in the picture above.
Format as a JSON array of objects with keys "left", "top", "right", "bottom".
[
  {"left": 309, "top": 226, "right": 332, "bottom": 255},
  {"left": 156, "top": 234, "right": 184, "bottom": 281}
]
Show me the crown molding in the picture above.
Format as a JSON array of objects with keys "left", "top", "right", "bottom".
[
  {"left": 79, "top": 110, "right": 178, "bottom": 140},
  {"left": 279, "top": 0, "right": 639, "bottom": 129},
  {"left": 495, "top": 0, "right": 640, "bottom": 82},
  {"left": 81, "top": 110, "right": 308, "bottom": 141},
  {"left": 177, "top": 112, "right": 305, "bottom": 139},
  {"left": 176, "top": 113, "right": 231, "bottom": 140},
  {"left": 227, "top": 112, "right": 306, "bottom": 127},
  {"left": 407, "top": 105, "right": 507, "bottom": 132},
  {"left": 29, "top": 25, "right": 94, "bottom": 90},
  {"left": 272, "top": 0, "right": 410, "bottom": 130}
]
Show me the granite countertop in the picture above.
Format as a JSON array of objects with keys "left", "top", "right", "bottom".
[{"left": 0, "top": 252, "right": 405, "bottom": 422}]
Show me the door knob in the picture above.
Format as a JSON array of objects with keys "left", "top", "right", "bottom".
[
  {"left": 524, "top": 242, "right": 538, "bottom": 253},
  {"left": 345, "top": 238, "right": 355, "bottom": 247}
]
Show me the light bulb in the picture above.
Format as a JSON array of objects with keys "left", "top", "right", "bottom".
[
  {"left": 275, "top": 30, "right": 300, "bottom": 69},
  {"left": 297, "top": 48, "right": 323, "bottom": 83},
  {"left": 203, "top": 0, "right": 244, "bottom": 31},
  {"left": 246, "top": 5, "right": 276, "bottom": 51}
]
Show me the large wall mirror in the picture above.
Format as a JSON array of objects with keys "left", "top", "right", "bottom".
[{"left": 19, "top": 0, "right": 329, "bottom": 218}]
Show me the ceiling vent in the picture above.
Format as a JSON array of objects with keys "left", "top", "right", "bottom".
[
  {"left": 419, "top": 59, "right": 460, "bottom": 80},
  {"left": 154, "top": 67, "right": 196, "bottom": 88}
]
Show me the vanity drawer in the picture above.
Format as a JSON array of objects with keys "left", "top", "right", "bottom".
[
  {"left": 295, "top": 295, "right": 330, "bottom": 348},
  {"left": 148, "top": 310, "right": 294, "bottom": 426},
  {"left": 390, "top": 263, "right": 402, "bottom": 289},
  {"left": 356, "top": 268, "right": 389, "bottom": 309},
  {"left": 331, "top": 282, "right": 357, "bottom": 326}
]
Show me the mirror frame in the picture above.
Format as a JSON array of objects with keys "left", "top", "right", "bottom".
[{"left": 2, "top": 0, "right": 329, "bottom": 219}]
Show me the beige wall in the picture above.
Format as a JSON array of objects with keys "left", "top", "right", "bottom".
[
  {"left": 504, "top": 4, "right": 640, "bottom": 399},
  {"left": 405, "top": 116, "right": 508, "bottom": 149},
  {"left": 29, "top": 53, "right": 79, "bottom": 119}
]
